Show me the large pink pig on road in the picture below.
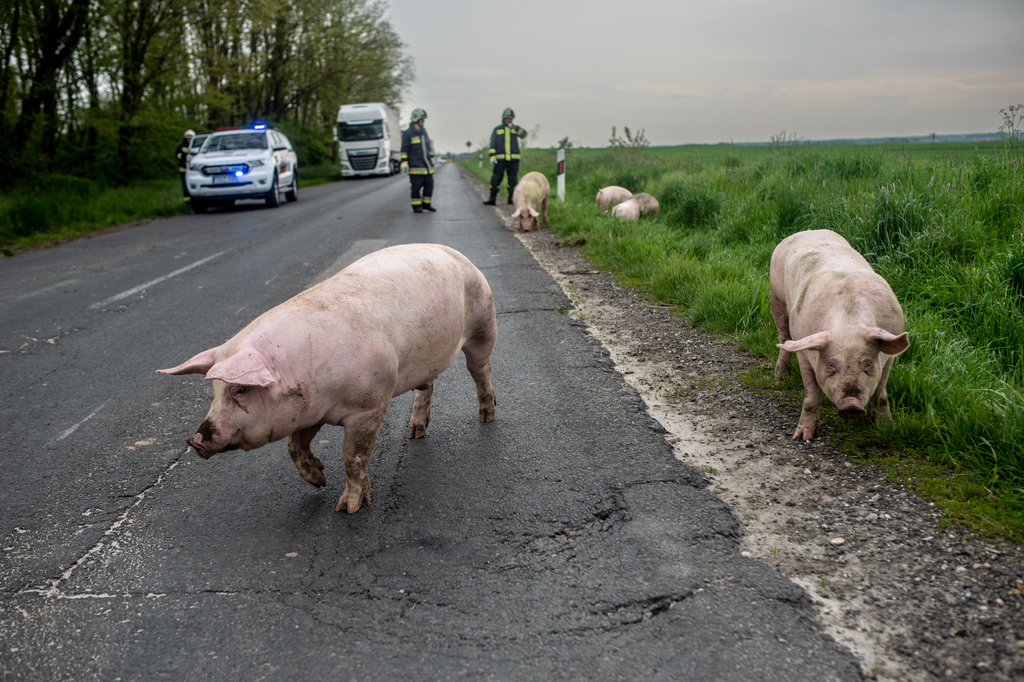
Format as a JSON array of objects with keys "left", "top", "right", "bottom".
[
  {"left": 510, "top": 171, "right": 549, "bottom": 232},
  {"left": 159, "top": 244, "right": 497, "bottom": 513},
  {"left": 770, "top": 230, "right": 909, "bottom": 441}
]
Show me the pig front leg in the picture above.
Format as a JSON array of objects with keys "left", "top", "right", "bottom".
[
  {"left": 336, "top": 408, "right": 386, "bottom": 514},
  {"left": 793, "top": 352, "right": 822, "bottom": 440},
  {"left": 770, "top": 293, "right": 792, "bottom": 382},
  {"left": 870, "top": 356, "right": 896, "bottom": 420},
  {"left": 408, "top": 382, "right": 433, "bottom": 439},
  {"left": 287, "top": 425, "right": 326, "bottom": 487}
]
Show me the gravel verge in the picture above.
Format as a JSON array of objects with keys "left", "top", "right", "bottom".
[{"left": 463, "top": 166, "right": 1024, "bottom": 681}]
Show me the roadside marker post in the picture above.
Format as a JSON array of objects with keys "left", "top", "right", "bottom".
[{"left": 557, "top": 149, "right": 565, "bottom": 201}]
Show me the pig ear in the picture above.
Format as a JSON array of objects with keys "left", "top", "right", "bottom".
[
  {"left": 866, "top": 328, "right": 909, "bottom": 355},
  {"left": 529, "top": 207, "right": 539, "bottom": 218},
  {"left": 157, "top": 346, "right": 222, "bottom": 376},
  {"left": 778, "top": 330, "right": 832, "bottom": 353},
  {"left": 205, "top": 349, "right": 279, "bottom": 387},
  {"left": 510, "top": 207, "right": 522, "bottom": 218}
]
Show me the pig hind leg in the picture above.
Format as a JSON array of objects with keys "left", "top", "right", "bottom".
[
  {"left": 408, "top": 382, "right": 433, "bottom": 439},
  {"left": 463, "top": 327, "right": 497, "bottom": 424},
  {"left": 288, "top": 424, "right": 326, "bottom": 487},
  {"left": 337, "top": 408, "right": 386, "bottom": 514}
]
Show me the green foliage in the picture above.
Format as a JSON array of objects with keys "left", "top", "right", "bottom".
[{"left": 461, "top": 140, "right": 1024, "bottom": 541}]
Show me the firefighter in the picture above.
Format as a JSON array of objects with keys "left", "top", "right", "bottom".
[
  {"left": 175, "top": 129, "right": 195, "bottom": 203},
  {"left": 400, "top": 108, "right": 436, "bottom": 213},
  {"left": 483, "top": 108, "right": 527, "bottom": 206}
]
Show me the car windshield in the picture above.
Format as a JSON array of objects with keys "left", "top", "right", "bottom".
[
  {"left": 203, "top": 132, "right": 268, "bottom": 152},
  {"left": 339, "top": 121, "right": 384, "bottom": 142}
]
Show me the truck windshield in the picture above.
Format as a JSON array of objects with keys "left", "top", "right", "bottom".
[
  {"left": 204, "top": 133, "right": 268, "bottom": 152},
  {"left": 339, "top": 121, "right": 384, "bottom": 142}
]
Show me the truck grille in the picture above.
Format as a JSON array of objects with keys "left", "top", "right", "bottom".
[
  {"left": 347, "top": 150, "right": 378, "bottom": 171},
  {"left": 202, "top": 164, "right": 249, "bottom": 176}
]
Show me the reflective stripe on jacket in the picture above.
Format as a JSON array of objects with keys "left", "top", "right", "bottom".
[{"left": 488, "top": 123, "right": 526, "bottom": 160}]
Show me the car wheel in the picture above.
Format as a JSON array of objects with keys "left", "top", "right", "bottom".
[
  {"left": 265, "top": 174, "right": 280, "bottom": 208},
  {"left": 284, "top": 174, "right": 298, "bottom": 202},
  {"left": 191, "top": 199, "right": 208, "bottom": 214}
]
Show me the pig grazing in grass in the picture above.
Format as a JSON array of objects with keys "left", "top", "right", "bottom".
[
  {"left": 158, "top": 244, "right": 497, "bottom": 514},
  {"left": 770, "top": 229, "right": 909, "bottom": 440},
  {"left": 595, "top": 186, "right": 633, "bottom": 212},
  {"left": 611, "top": 193, "right": 659, "bottom": 220},
  {"left": 510, "top": 171, "right": 549, "bottom": 232}
]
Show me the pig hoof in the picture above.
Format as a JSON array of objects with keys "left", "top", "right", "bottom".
[
  {"left": 336, "top": 484, "right": 371, "bottom": 514},
  {"left": 407, "top": 422, "right": 427, "bottom": 439},
  {"left": 792, "top": 426, "right": 816, "bottom": 441},
  {"left": 479, "top": 405, "right": 494, "bottom": 423}
]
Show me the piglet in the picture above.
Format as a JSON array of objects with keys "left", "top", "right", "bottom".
[
  {"left": 510, "top": 171, "right": 549, "bottom": 232},
  {"left": 770, "top": 229, "right": 909, "bottom": 440},
  {"left": 158, "top": 244, "right": 497, "bottom": 513},
  {"left": 611, "top": 193, "right": 659, "bottom": 220},
  {"left": 596, "top": 186, "right": 633, "bottom": 212}
]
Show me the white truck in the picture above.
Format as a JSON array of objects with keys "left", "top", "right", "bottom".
[{"left": 334, "top": 103, "right": 402, "bottom": 177}]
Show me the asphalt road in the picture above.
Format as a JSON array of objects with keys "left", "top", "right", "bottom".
[{"left": 0, "top": 165, "right": 863, "bottom": 680}]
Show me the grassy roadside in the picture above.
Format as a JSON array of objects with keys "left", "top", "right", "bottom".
[
  {"left": 462, "top": 142, "right": 1024, "bottom": 543},
  {"left": 0, "top": 165, "right": 342, "bottom": 255}
]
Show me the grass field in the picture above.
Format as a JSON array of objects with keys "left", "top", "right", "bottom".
[
  {"left": 0, "top": 165, "right": 342, "bottom": 254},
  {"left": 462, "top": 140, "right": 1024, "bottom": 542}
]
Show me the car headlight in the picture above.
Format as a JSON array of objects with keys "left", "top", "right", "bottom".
[
  {"left": 189, "top": 162, "right": 201, "bottom": 171},
  {"left": 249, "top": 158, "right": 266, "bottom": 168}
]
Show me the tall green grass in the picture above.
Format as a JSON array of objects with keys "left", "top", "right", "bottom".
[{"left": 463, "top": 141, "right": 1024, "bottom": 540}]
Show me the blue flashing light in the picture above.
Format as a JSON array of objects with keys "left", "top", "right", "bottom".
[
  {"left": 253, "top": 124, "right": 267, "bottom": 130},
  {"left": 235, "top": 170, "right": 244, "bottom": 177}
]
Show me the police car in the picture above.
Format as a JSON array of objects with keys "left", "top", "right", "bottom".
[{"left": 186, "top": 125, "right": 298, "bottom": 213}]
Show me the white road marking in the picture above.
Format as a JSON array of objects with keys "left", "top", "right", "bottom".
[
  {"left": 88, "top": 250, "right": 228, "bottom": 310},
  {"left": 52, "top": 401, "right": 109, "bottom": 443}
]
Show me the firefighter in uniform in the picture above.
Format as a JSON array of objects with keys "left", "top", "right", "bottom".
[
  {"left": 400, "top": 109, "right": 436, "bottom": 213},
  {"left": 483, "top": 108, "right": 527, "bottom": 205},
  {"left": 175, "top": 129, "right": 195, "bottom": 203}
]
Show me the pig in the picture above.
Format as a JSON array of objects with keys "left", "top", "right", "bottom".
[
  {"left": 158, "top": 244, "right": 497, "bottom": 514},
  {"left": 510, "top": 171, "right": 549, "bottom": 232},
  {"left": 770, "top": 229, "right": 909, "bottom": 441},
  {"left": 610, "top": 193, "right": 659, "bottom": 220},
  {"left": 595, "top": 186, "right": 633, "bottom": 212}
]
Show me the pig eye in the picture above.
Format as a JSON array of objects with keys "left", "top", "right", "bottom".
[
  {"left": 232, "top": 386, "right": 248, "bottom": 398},
  {"left": 825, "top": 360, "right": 840, "bottom": 374}
]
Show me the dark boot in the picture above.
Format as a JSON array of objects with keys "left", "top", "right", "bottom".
[
  {"left": 507, "top": 196, "right": 514, "bottom": 205},
  {"left": 482, "top": 189, "right": 498, "bottom": 205},
  {"left": 412, "top": 205, "right": 423, "bottom": 213},
  {"left": 422, "top": 201, "right": 436, "bottom": 212}
]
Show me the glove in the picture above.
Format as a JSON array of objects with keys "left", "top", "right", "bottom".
[
  {"left": 489, "top": 156, "right": 496, "bottom": 166},
  {"left": 401, "top": 161, "right": 408, "bottom": 174}
]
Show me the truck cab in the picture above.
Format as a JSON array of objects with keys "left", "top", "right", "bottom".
[{"left": 335, "top": 103, "right": 402, "bottom": 177}]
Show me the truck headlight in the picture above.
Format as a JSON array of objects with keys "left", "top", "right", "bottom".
[
  {"left": 249, "top": 158, "right": 266, "bottom": 168},
  {"left": 189, "top": 162, "right": 201, "bottom": 171}
]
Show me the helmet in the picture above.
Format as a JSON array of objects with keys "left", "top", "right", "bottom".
[
  {"left": 184, "top": 129, "right": 196, "bottom": 138},
  {"left": 410, "top": 108, "right": 427, "bottom": 123},
  {"left": 502, "top": 108, "right": 515, "bottom": 119}
]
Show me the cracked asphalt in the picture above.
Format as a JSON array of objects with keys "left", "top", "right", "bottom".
[{"left": 0, "top": 166, "right": 862, "bottom": 680}]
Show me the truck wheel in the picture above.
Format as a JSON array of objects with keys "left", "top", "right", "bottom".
[
  {"left": 391, "top": 160, "right": 400, "bottom": 175},
  {"left": 265, "top": 174, "right": 280, "bottom": 208},
  {"left": 284, "top": 174, "right": 298, "bottom": 202},
  {"left": 191, "top": 199, "right": 208, "bottom": 214}
]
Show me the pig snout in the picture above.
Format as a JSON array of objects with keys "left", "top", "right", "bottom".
[
  {"left": 186, "top": 418, "right": 238, "bottom": 459},
  {"left": 836, "top": 385, "right": 867, "bottom": 419},
  {"left": 186, "top": 434, "right": 215, "bottom": 459}
]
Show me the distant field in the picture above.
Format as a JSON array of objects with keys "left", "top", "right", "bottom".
[{"left": 462, "top": 139, "right": 1024, "bottom": 542}]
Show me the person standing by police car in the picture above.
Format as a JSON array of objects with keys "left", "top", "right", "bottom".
[
  {"left": 483, "top": 108, "right": 527, "bottom": 206},
  {"left": 175, "top": 129, "right": 195, "bottom": 203},
  {"left": 400, "top": 109, "right": 436, "bottom": 213}
]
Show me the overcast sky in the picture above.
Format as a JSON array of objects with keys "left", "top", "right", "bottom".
[{"left": 385, "top": 0, "right": 1024, "bottom": 153}]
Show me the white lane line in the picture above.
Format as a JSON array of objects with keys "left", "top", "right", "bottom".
[
  {"left": 88, "top": 250, "right": 228, "bottom": 310},
  {"left": 52, "top": 400, "right": 109, "bottom": 444}
]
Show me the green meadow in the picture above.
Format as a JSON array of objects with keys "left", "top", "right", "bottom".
[{"left": 462, "top": 140, "right": 1024, "bottom": 542}]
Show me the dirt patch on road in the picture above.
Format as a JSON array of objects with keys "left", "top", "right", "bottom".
[{"left": 463, "top": 166, "right": 1024, "bottom": 681}]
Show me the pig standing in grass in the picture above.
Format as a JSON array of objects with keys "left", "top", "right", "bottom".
[
  {"left": 158, "top": 244, "right": 497, "bottom": 514},
  {"left": 611, "top": 193, "right": 659, "bottom": 220},
  {"left": 596, "top": 186, "right": 633, "bottom": 212},
  {"left": 510, "top": 171, "right": 549, "bottom": 232},
  {"left": 770, "top": 229, "right": 909, "bottom": 440}
]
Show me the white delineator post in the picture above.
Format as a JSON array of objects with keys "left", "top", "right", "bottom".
[{"left": 557, "top": 149, "right": 565, "bottom": 201}]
